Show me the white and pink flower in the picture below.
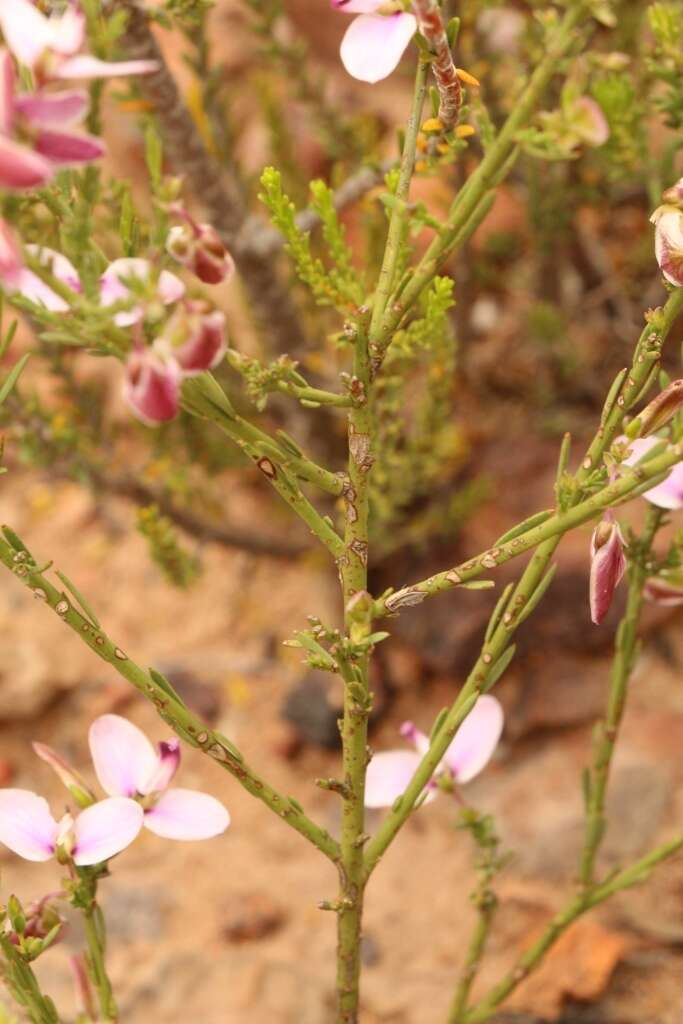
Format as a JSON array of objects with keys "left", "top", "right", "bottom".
[
  {"left": 0, "top": 789, "right": 143, "bottom": 865},
  {"left": 331, "top": 0, "right": 417, "bottom": 84},
  {"left": 621, "top": 435, "right": 683, "bottom": 510},
  {"left": 123, "top": 346, "right": 182, "bottom": 426},
  {"left": 88, "top": 715, "right": 231, "bottom": 841},
  {"left": 166, "top": 217, "right": 235, "bottom": 286},
  {"left": 0, "top": 48, "right": 102, "bottom": 190},
  {"left": 0, "top": 0, "right": 157, "bottom": 82},
  {"left": 651, "top": 198, "right": 683, "bottom": 287},
  {"left": 364, "top": 695, "right": 503, "bottom": 809}
]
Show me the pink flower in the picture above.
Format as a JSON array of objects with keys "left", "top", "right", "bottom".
[
  {"left": 0, "top": 247, "right": 185, "bottom": 321},
  {"left": 589, "top": 511, "right": 627, "bottom": 625},
  {"left": 166, "top": 219, "right": 235, "bottom": 286},
  {"left": 0, "top": 48, "right": 102, "bottom": 190},
  {"left": 0, "top": 788, "right": 143, "bottom": 865},
  {"left": 331, "top": 0, "right": 417, "bottom": 83},
  {"left": 622, "top": 435, "right": 683, "bottom": 509},
  {"left": 572, "top": 96, "right": 609, "bottom": 147},
  {"left": 643, "top": 576, "right": 683, "bottom": 606},
  {"left": 0, "top": 0, "right": 157, "bottom": 81},
  {"left": 651, "top": 203, "right": 683, "bottom": 287},
  {"left": 364, "top": 695, "right": 503, "bottom": 809},
  {"left": 89, "top": 715, "right": 231, "bottom": 841},
  {"left": 123, "top": 346, "right": 181, "bottom": 426},
  {"left": 98, "top": 257, "right": 186, "bottom": 327},
  {"left": 154, "top": 303, "right": 227, "bottom": 375}
]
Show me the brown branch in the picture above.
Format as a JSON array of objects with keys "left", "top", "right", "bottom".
[
  {"left": 117, "top": 0, "right": 307, "bottom": 353},
  {"left": 413, "top": 0, "right": 462, "bottom": 131}
]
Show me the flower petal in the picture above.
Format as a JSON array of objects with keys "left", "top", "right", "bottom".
[
  {"left": 123, "top": 351, "right": 181, "bottom": 426},
  {"left": 6, "top": 268, "right": 70, "bottom": 310},
  {"left": 16, "top": 89, "right": 89, "bottom": 127},
  {"left": 0, "top": 135, "right": 54, "bottom": 190},
  {"left": 622, "top": 435, "right": 683, "bottom": 509},
  {"left": 140, "top": 740, "right": 181, "bottom": 795},
  {"left": 0, "top": 218, "right": 22, "bottom": 279},
  {"left": 0, "top": 49, "right": 15, "bottom": 135},
  {"left": 0, "top": 788, "right": 58, "bottom": 861},
  {"left": 331, "top": 0, "right": 383, "bottom": 13},
  {"left": 72, "top": 797, "right": 144, "bottom": 865},
  {"left": 174, "top": 310, "right": 227, "bottom": 374},
  {"left": 589, "top": 515, "right": 627, "bottom": 625},
  {"left": 443, "top": 695, "right": 504, "bottom": 783},
  {"left": 144, "top": 788, "right": 230, "bottom": 840},
  {"left": 156, "top": 269, "right": 185, "bottom": 306},
  {"left": 0, "top": 0, "right": 53, "bottom": 69},
  {"left": 339, "top": 12, "right": 417, "bottom": 83},
  {"left": 100, "top": 259, "right": 184, "bottom": 326},
  {"left": 89, "top": 714, "right": 159, "bottom": 797},
  {"left": 399, "top": 721, "right": 429, "bottom": 756},
  {"left": 34, "top": 128, "right": 104, "bottom": 166},
  {"left": 45, "top": 7, "right": 85, "bottom": 56},
  {"left": 364, "top": 750, "right": 425, "bottom": 808},
  {"left": 24, "top": 245, "right": 80, "bottom": 292},
  {"left": 573, "top": 97, "right": 609, "bottom": 147},
  {"left": 653, "top": 208, "right": 683, "bottom": 286},
  {"left": 56, "top": 55, "right": 159, "bottom": 80}
]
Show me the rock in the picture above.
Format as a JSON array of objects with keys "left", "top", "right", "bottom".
[
  {"left": 0, "top": 637, "right": 64, "bottom": 720},
  {"left": 221, "top": 892, "right": 287, "bottom": 943},
  {"left": 281, "top": 672, "right": 343, "bottom": 750},
  {"left": 157, "top": 665, "right": 222, "bottom": 723}
]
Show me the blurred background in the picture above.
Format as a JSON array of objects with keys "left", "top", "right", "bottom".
[{"left": 2, "top": 0, "right": 683, "bottom": 1020}]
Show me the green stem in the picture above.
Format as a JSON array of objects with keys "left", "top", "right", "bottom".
[
  {"left": 0, "top": 935, "right": 60, "bottom": 1024},
  {"left": 447, "top": 895, "right": 496, "bottom": 1022},
  {"left": 182, "top": 374, "right": 345, "bottom": 558},
  {"left": 374, "top": 287, "right": 683, "bottom": 615},
  {"left": 336, "top": 315, "right": 373, "bottom": 1022},
  {"left": 375, "top": 1, "right": 590, "bottom": 358},
  {"left": 579, "top": 506, "right": 664, "bottom": 888},
  {"left": 82, "top": 905, "right": 116, "bottom": 1023},
  {"left": 275, "top": 381, "right": 353, "bottom": 408},
  {"left": 368, "top": 59, "right": 428, "bottom": 363},
  {"left": 463, "top": 831, "right": 683, "bottom": 1023},
  {"left": 365, "top": 293, "right": 683, "bottom": 876},
  {"left": 0, "top": 532, "right": 340, "bottom": 863},
  {"left": 372, "top": 439, "right": 682, "bottom": 617}
]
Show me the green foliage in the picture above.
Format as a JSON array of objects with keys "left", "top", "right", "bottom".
[
  {"left": 371, "top": 277, "right": 476, "bottom": 548},
  {"left": 259, "top": 168, "right": 359, "bottom": 310},
  {"left": 137, "top": 504, "right": 200, "bottom": 588},
  {"left": 647, "top": 2, "right": 683, "bottom": 130}
]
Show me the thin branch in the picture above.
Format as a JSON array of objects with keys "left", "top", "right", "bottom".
[
  {"left": 374, "top": 289, "right": 683, "bottom": 617},
  {"left": 463, "top": 832, "right": 683, "bottom": 1023},
  {"left": 0, "top": 530, "right": 340, "bottom": 863}
]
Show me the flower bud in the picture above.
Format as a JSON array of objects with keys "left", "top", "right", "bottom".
[
  {"left": 571, "top": 96, "right": 609, "bottom": 147},
  {"left": 155, "top": 303, "right": 227, "bottom": 375},
  {"left": 635, "top": 379, "right": 683, "bottom": 437},
  {"left": 32, "top": 742, "right": 97, "bottom": 808},
  {"left": 589, "top": 513, "right": 627, "bottom": 625},
  {"left": 123, "top": 348, "right": 181, "bottom": 426},
  {"left": 651, "top": 203, "right": 683, "bottom": 286},
  {"left": 166, "top": 222, "right": 235, "bottom": 285}
]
